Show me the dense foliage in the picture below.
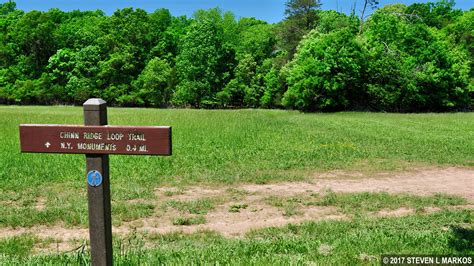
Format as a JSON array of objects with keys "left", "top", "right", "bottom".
[{"left": 0, "top": 0, "right": 472, "bottom": 111}]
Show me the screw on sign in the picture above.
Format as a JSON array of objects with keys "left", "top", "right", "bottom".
[{"left": 19, "top": 99, "right": 172, "bottom": 266}]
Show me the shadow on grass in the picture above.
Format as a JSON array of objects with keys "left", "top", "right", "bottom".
[{"left": 449, "top": 226, "right": 474, "bottom": 253}]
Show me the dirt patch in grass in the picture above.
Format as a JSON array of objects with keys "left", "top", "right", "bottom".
[
  {"left": 0, "top": 167, "right": 472, "bottom": 253},
  {"left": 375, "top": 204, "right": 474, "bottom": 217},
  {"left": 193, "top": 201, "right": 344, "bottom": 237},
  {"left": 0, "top": 224, "right": 89, "bottom": 241},
  {"left": 34, "top": 197, "right": 46, "bottom": 211},
  {"left": 156, "top": 187, "right": 227, "bottom": 201},
  {"left": 244, "top": 167, "right": 474, "bottom": 200},
  {"left": 376, "top": 207, "right": 416, "bottom": 217},
  {"left": 32, "top": 240, "right": 83, "bottom": 255}
]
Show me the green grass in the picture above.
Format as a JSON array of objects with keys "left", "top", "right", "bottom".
[
  {"left": 265, "top": 192, "right": 468, "bottom": 216},
  {"left": 0, "top": 107, "right": 472, "bottom": 228},
  {"left": 0, "top": 210, "right": 472, "bottom": 264},
  {"left": 226, "top": 188, "right": 251, "bottom": 201},
  {"left": 316, "top": 191, "right": 467, "bottom": 214},
  {"left": 265, "top": 195, "right": 305, "bottom": 216},
  {"left": 1, "top": 107, "right": 472, "bottom": 190},
  {"left": 172, "top": 215, "right": 207, "bottom": 226},
  {"left": 0, "top": 106, "right": 473, "bottom": 263},
  {"left": 0, "top": 234, "right": 37, "bottom": 258},
  {"left": 162, "top": 188, "right": 184, "bottom": 197},
  {"left": 228, "top": 203, "right": 248, "bottom": 213},
  {"left": 163, "top": 198, "right": 216, "bottom": 215}
]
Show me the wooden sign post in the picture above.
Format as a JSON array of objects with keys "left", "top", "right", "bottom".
[{"left": 19, "top": 99, "right": 172, "bottom": 266}]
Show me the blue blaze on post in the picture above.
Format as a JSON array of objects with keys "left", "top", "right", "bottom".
[{"left": 87, "top": 170, "right": 103, "bottom": 187}]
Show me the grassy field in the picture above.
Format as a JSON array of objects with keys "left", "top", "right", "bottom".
[
  {"left": 0, "top": 106, "right": 473, "bottom": 264},
  {"left": 1, "top": 210, "right": 472, "bottom": 264}
]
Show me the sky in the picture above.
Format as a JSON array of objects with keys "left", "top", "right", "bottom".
[{"left": 4, "top": 0, "right": 474, "bottom": 24}]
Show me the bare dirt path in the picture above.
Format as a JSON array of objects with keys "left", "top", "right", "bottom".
[
  {"left": 1, "top": 167, "right": 473, "bottom": 253},
  {"left": 243, "top": 167, "right": 474, "bottom": 200}
]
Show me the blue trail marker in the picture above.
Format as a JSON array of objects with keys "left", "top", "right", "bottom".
[{"left": 87, "top": 170, "right": 103, "bottom": 187}]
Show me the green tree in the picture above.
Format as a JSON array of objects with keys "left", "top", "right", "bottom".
[
  {"left": 150, "top": 15, "right": 190, "bottom": 61},
  {"left": 45, "top": 45, "right": 102, "bottom": 103},
  {"left": 317, "top": 10, "right": 358, "bottom": 34},
  {"left": 283, "top": 28, "right": 365, "bottom": 111},
  {"left": 285, "top": 0, "right": 321, "bottom": 29},
  {"left": 97, "top": 50, "right": 139, "bottom": 103},
  {"left": 444, "top": 9, "right": 473, "bottom": 89},
  {"left": 364, "top": 5, "right": 471, "bottom": 111},
  {"left": 0, "top": 1, "right": 16, "bottom": 15},
  {"left": 0, "top": 0, "right": 471, "bottom": 111},
  {"left": 217, "top": 54, "right": 257, "bottom": 107},
  {"left": 8, "top": 10, "right": 58, "bottom": 77},
  {"left": 174, "top": 13, "right": 235, "bottom": 107},
  {"left": 236, "top": 20, "right": 275, "bottom": 63},
  {"left": 53, "top": 11, "right": 105, "bottom": 49},
  {"left": 278, "top": 0, "right": 321, "bottom": 59},
  {"left": 260, "top": 60, "right": 285, "bottom": 108},
  {"left": 405, "top": 0, "right": 462, "bottom": 29},
  {"left": 359, "top": 0, "right": 379, "bottom": 33},
  {"left": 128, "top": 57, "right": 172, "bottom": 107}
]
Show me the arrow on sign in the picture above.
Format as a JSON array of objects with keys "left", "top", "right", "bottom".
[{"left": 45, "top": 142, "right": 51, "bottom": 148}]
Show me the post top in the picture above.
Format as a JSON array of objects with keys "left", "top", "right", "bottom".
[{"left": 83, "top": 98, "right": 107, "bottom": 111}]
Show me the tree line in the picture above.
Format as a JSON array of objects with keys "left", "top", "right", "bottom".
[{"left": 0, "top": 0, "right": 472, "bottom": 112}]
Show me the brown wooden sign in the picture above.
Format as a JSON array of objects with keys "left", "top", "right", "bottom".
[
  {"left": 19, "top": 98, "right": 173, "bottom": 265},
  {"left": 20, "top": 124, "right": 172, "bottom": 155}
]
